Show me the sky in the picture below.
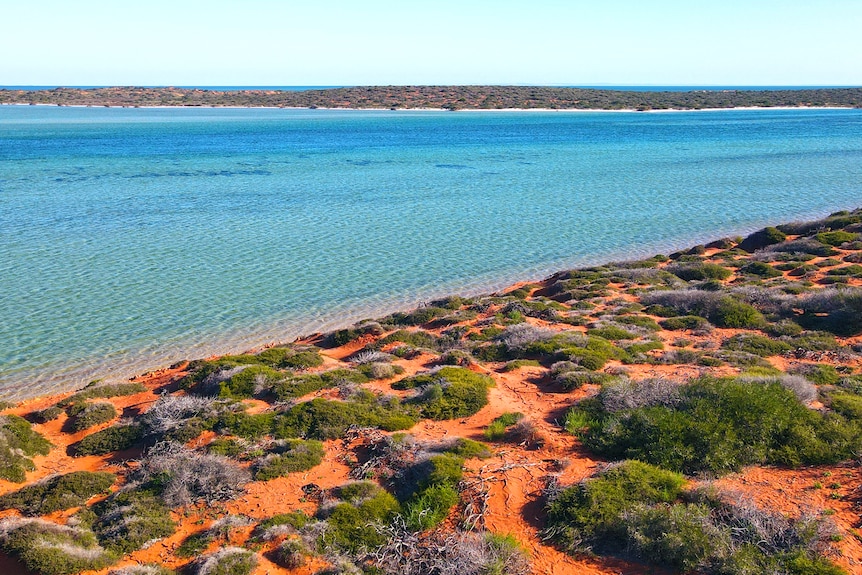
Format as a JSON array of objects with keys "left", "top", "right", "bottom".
[{"left": 1, "top": 0, "right": 860, "bottom": 86}]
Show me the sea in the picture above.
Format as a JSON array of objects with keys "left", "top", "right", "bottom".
[{"left": 1, "top": 105, "right": 861, "bottom": 400}]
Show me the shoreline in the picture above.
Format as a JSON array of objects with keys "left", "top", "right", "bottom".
[
  {"left": 3, "top": 202, "right": 859, "bottom": 405},
  {"left": 0, "top": 102, "right": 858, "bottom": 113}
]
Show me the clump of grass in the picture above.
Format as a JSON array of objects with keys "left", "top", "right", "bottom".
[
  {"left": 397, "top": 367, "right": 493, "bottom": 420},
  {"left": 0, "top": 471, "right": 115, "bottom": 515},
  {"left": 271, "top": 368, "right": 368, "bottom": 400},
  {"left": 484, "top": 412, "right": 525, "bottom": 441},
  {"left": 68, "top": 401, "right": 117, "bottom": 432},
  {"left": 659, "top": 315, "right": 710, "bottom": 331},
  {"left": 319, "top": 482, "right": 401, "bottom": 552},
  {"left": 720, "top": 333, "right": 791, "bottom": 357},
  {"left": 666, "top": 262, "right": 732, "bottom": 281},
  {"left": 56, "top": 382, "right": 146, "bottom": 408},
  {"left": 72, "top": 424, "right": 143, "bottom": 456},
  {"left": 816, "top": 230, "right": 859, "bottom": 247},
  {"left": 253, "top": 439, "right": 325, "bottom": 480},
  {"left": 740, "top": 261, "right": 783, "bottom": 278},
  {"left": 0, "top": 415, "right": 52, "bottom": 482},
  {"left": 275, "top": 395, "right": 417, "bottom": 439}
]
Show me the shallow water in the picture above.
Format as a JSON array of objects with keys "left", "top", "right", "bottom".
[{"left": 2, "top": 106, "right": 861, "bottom": 400}]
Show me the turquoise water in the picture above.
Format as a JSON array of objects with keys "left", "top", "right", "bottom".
[{"left": 1, "top": 106, "right": 861, "bottom": 400}]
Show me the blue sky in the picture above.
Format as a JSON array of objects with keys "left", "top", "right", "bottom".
[{"left": 1, "top": 0, "right": 860, "bottom": 86}]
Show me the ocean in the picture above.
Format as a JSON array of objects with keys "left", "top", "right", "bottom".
[{"left": 1, "top": 106, "right": 861, "bottom": 400}]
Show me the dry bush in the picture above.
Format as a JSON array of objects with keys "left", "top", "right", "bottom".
[
  {"left": 141, "top": 394, "right": 224, "bottom": 437},
  {"left": 598, "top": 378, "right": 682, "bottom": 413},
  {"left": 696, "top": 488, "right": 838, "bottom": 556},
  {"left": 506, "top": 420, "right": 546, "bottom": 449},
  {"left": 371, "top": 519, "right": 529, "bottom": 575},
  {"left": 730, "top": 286, "right": 793, "bottom": 315},
  {"left": 135, "top": 442, "right": 250, "bottom": 507},
  {"left": 498, "top": 324, "right": 557, "bottom": 351},
  {"left": 739, "top": 374, "right": 818, "bottom": 404},
  {"left": 351, "top": 350, "right": 394, "bottom": 364}
]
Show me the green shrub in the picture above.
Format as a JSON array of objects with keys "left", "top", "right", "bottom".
[
  {"left": 190, "top": 547, "right": 257, "bottom": 575},
  {"left": 786, "top": 332, "right": 840, "bottom": 351},
  {"left": 586, "top": 326, "right": 638, "bottom": 340},
  {"left": 764, "top": 320, "right": 803, "bottom": 337},
  {"left": 56, "top": 382, "right": 146, "bottom": 408},
  {"left": 207, "top": 438, "right": 243, "bottom": 457},
  {"left": 545, "top": 461, "right": 846, "bottom": 573},
  {"left": 404, "top": 483, "right": 460, "bottom": 531},
  {"left": 796, "top": 288, "right": 862, "bottom": 336},
  {"left": 816, "top": 230, "right": 858, "bottom": 246},
  {"left": 358, "top": 362, "right": 405, "bottom": 379},
  {"left": 253, "top": 511, "right": 310, "bottom": 539},
  {"left": 375, "top": 329, "right": 440, "bottom": 350},
  {"left": 320, "top": 484, "right": 400, "bottom": 552},
  {"left": 790, "top": 364, "right": 840, "bottom": 385},
  {"left": 31, "top": 405, "right": 64, "bottom": 423},
  {"left": 271, "top": 368, "right": 368, "bottom": 400},
  {"left": 446, "top": 437, "right": 492, "bottom": 459},
  {"left": 275, "top": 397, "right": 417, "bottom": 440},
  {"left": 0, "top": 415, "right": 52, "bottom": 482},
  {"left": 218, "top": 365, "right": 283, "bottom": 398},
  {"left": 659, "top": 315, "right": 710, "bottom": 331},
  {"left": 408, "top": 368, "right": 493, "bottom": 420},
  {"left": 828, "top": 392, "right": 862, "bottom": 419},
  {"left": 280, "top": 349, "right": 324, "bottom": 369},
  {"left": 712, "top": 297, "right": 764, "bottom": 328},
  {"left": 0, "top": 519, "right": 117, "bottom": 575},
  {"left": 176, "top": 531, "right": 212, "bottom": 557},
  {"left": 546, "top": 460, "right": 685, "bottom": 549},
  {"left": 738, "top": 226, "right": 787, "bottom": 252},
  {"left": 91, "top": 489, "right": 176, "bottom": 554},
  {"left": 69, "top": 401, "right": 117, "bottom": 431},
  {"left": 623, "top": 502, "right": 723, "bottom": 571},
  {"left": 643, "top": 291, "right": 763, "bottom": 329},
  {"left": 666, "top": 262, "right": 732, "bottom": 281},
  {"left": 484, "top": 412, "right": 525, "bottom": 441},
  {"left": 571, "top": 377, "right": 862, "bottom": 475},
  {"left": 721, "top": 334, "right": 791, "bottom": 357},
  {"left": 217, "top": 411, "right": 276, "bottom": 439},
  {"left": 501, "top": 359, "right": 541, "bottom": 372},
  {"left": 254, "top": 439, "right": 325, "bottom": 480},
  {"left": 740, "top": 261, "right": 783, "bottom": 278},
  {"left": 0, "top": 471, "right": 115, "bottom": 515},
  {"left": 271, "top": 538, "right": 309, "bottom": 569},
  {"left": 616, "top": 315, "right": 661, "bottom": 331},
  {"left": 72, "top": 424, "right": 143, "bottom": 456}
]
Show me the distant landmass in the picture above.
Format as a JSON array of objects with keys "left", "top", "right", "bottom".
[{"left": 1, "top": 85, "right": 860, "bottom": 110}]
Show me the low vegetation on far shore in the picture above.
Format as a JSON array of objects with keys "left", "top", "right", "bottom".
[
  {"left": 2, "top": 208, "right": 862, "bottom": 574},
  {"left": 1, "top": 85, "right": 861, "bottom": 110}
]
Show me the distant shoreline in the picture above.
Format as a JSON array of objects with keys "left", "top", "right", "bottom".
[
  {"left": 0, "top": 102, "right": 857, "bottom": 113},
  {"left": 1, "top": 85, "right": 860, "bottom": 110}
]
